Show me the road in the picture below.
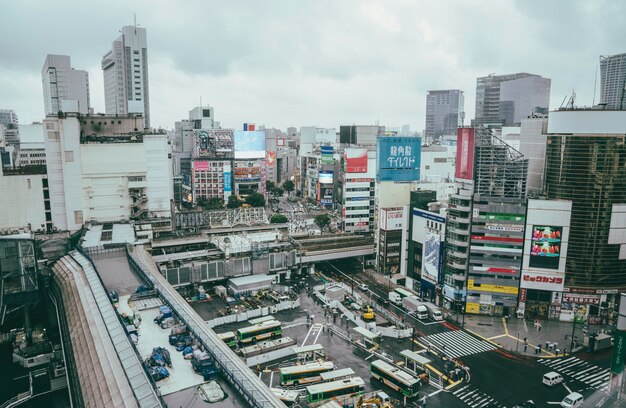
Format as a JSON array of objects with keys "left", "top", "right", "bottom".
[{"left": 319, "top": 260, "right": 613, "bottom": 408}]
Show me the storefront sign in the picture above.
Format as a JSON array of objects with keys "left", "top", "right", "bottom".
[
  {"left": 562, "top": 294, "right": 600, "bottom": 305},
  {"left": 520, "top": 271, "right": 565, "bottom": 292},
  {"left": 519, "top": 288, "right": 527, "bottom": 302}
]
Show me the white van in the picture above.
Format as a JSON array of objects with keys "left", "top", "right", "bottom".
[
  {"left": 542, "top": 371, "right": 563, "bottom": 386},
  {"left": 560, "top": 392, "right": 583, "bottom": 408}
]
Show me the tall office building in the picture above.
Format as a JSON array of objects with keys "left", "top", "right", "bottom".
[
  {"left": 101, "top": 25, "right": 150, "bottom": 128},
  {"left": 599, "top": 53, "right": 626, "bottom": 109},
  {"left": 41, "top": 54, "right": 91, "bottom": 116},
  {"left": 544, "top": 110, "right": 626, "bottom": 290},
  {"left": 0, "top": 109, "right": 18, "bottom": 127},
  {"left": 424, "top": 90, "right": 464, "bottom": 141},
  {"left": 474, "top": 73, "right": 550, "bottom": 127}
]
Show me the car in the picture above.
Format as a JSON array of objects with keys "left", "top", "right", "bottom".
[
  {"left": 560, "top": 392, "right": 583, "bottom": 408},
  {"left": 358, "top": 283, "right": 368, "bottom": 291},
  {"left": 542, "top": 371, "right": 563, "bottom": 386}
]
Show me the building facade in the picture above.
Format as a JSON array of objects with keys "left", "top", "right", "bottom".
[
  {"left": 424, "top": 90, "right": 464, "bottom": 142},
  {"left": 101, "top": 26, "right": 150, "bottom": 128},
  {"left": 191, "top": 129, "right": 234, "bottom": 203},
  {"left": 41, "top": 54, "right": 91, "bottom": 116},
  {"left": 341, "top": 148, "right": 376, "bottom": 233},
  {"left": 474, "top": 73, "right": 550, "bottom": 127},
  {"left": 599, "top": 53, "right": 626, "bottom": 109}
]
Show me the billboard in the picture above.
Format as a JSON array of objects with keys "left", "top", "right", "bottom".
[
  {"left": 455, "top": 128, "right": 475, "bottom": 180},
  {"left": 376, "top": 137, "right": 421, "bottom": 181},
  {"left": 422, "top": 230, "right": 441, "bottom": 284},
  {"left": 380, "top": 208, "right": 403, "bottom": 231},
  {"left": 266, "top": 151, "right": 276, "bottom": 167},
  {"left": 345, "top": 148, "right": 368, "bottom": 173},
  {"left": 321, "top": 145, "right": 334, "bottom": 164},
  {"left": 193, "top": 129, "right": 234, "bottom": 159},
  {"left": 223, "top": 163, "right": 232, "bottom": 193},
  {"left": 520, "top": 271, "right": 564, "bottom": 292},
  {"left": 319, "top": 171, "right": 334, "bottom": 185},
  {"left": 234, "top": 130, "right": 266, "bottom": 159},
  {"left": 529, "top": 225, "right": 562, "bottom": 270}
]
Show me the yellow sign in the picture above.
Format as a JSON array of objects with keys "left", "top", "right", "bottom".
[
  {"left": 465, "top": 302, "right": 480, "bottom": 314},
  {"left": 467, "top": 279, "right": 518, "bottom": 295}
]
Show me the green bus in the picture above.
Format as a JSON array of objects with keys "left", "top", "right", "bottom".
[
  {"left": 306, "top": 377, "right": 365, "bottom": 403},
  {"left": 394, "top": 288, "right": 414, "bottom": 299},
  {"left": 236, "top": 320, "right": 282, "bottom": 344},
  {"left": 370, "top": 359, "right": 420, "bottom": 398},
  {"left": 279, "top": 361, "right": 335, "bottom": 386},
  {"left": 218, "top": 331, "right": 237, "bottom": 348}
]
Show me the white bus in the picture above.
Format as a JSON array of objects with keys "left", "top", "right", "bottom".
[
  {"left": 279, "top": 361, "right": 335, "bottom": 386},
  {"left": 370, "top": 359, "right": 420, "bottom": 398},
  {"left": 394, "top": 287, "right": 415, "bottom": 299},
  {"left": 306, "top": 377, "right": 365, "bottom": 403},
  {"left": 248, "top": 315, "right": 275, "bottom": 325},
  {"left": 236, "top": 320, "right": 282, "bottom": 344}
]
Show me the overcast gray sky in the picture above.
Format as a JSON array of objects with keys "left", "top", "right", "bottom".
[{"left": 1, "top": 0, "right": 624, "bottom": 132}]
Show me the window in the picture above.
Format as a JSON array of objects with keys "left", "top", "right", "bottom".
[
  {"left": 65, "top": 151, "right": 74, "bottom": 162},
  {"left": 74, "top": 210, "right": 84, "bottom": 224},
  {"left": 48, "top": 131, "right": 60, "bottom": 141}
]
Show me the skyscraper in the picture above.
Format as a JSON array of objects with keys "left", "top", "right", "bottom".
[
  {"left": 101, "top": 25, "right": 150, "bottom": 128},
  {"left": 599, "top": 53, "right": 626, "bottom": 109},
  {"left": 41, "top": 54, "right": 91, "bottom": 116},
  {"left": 474, "top": 73, "right": 550, "bottom": 127},
  {"left": 424, "top": 90, "right": 464, "bottom": 141}
]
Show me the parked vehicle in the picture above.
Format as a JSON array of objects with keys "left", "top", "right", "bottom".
[
  {"left": 425, "top": 304, "right": 443, "bottom": 321},
  {"left": 542, "top": 372, "right": 563, "bottom": 387},
  {"left": 192, "top": 357, "right": 219, "bottom": 380},
  {"left": 388, "top": 292, "right": 402, "bottom": 306}
]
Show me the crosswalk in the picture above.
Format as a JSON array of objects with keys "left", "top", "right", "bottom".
[
  {"left": 538, "top": 357, "right": 610, "bottom": 391},
  {"left": 421, "top": 330, "right": 496, "bottom": 359},
  {"left": 452, "top": 384, "right": 506, "bottom": 408}
]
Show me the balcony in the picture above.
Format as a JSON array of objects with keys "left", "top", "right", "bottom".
[
  {"left": 447, "top": 237, "right": 469, "bottom": 247},
  {"left": 448, "top": 260, "right": 467, "bottom": 270},
  {"left": 448, "top": 202, "right": 471, "bottom": 212},
  {"left": 447, "top": 214, "right": 470, "bottom": 224},
  {"left": 447, "top": 226, "right": 469, "bottom": 235}
]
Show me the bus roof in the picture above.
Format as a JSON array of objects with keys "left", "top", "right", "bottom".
[
  {"left": 279, "top": 361, "right": 334, "bottom": 375},
  {"left": 217, "top": 331, "right": 236, "bottom": 339},
  {"left": 306, "top": 377, "right": 365, "bottom": 395},
  {"left": 371, "top": 360, "right": 420, "bottom": 386},
  {"left": 237, "top": 320, "right": 281, "bottom": 335},
  {"left": 394, "top": 287, "right": 413, "bottom": 296},
  {"left": 248, "top": 315, "right": 275, "bottom": 325},
  {"left": 320, "top": 368, "right": 355, "bottom": 381},
  {"left": 352, "top": 326, "right": 379, "bottom": 340}
]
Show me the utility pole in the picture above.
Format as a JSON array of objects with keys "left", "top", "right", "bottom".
[
  {"left": 569, "top": 317, "right": 577, "bottom": 353},
  {"left": 516, "top": 331, "right": 520, "bottom": 353}
]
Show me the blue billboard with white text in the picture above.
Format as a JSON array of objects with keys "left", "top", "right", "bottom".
[{"left": 376, "top": 136, "right": 421, "bottom": 181}]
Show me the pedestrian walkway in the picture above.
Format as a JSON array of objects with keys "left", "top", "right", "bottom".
[
  {"left": 538, "top": 357, "right": 610, "bottom": 391},
  {"left": 452, "top": 384, "right": 506, "bottom": 408},
  {"left": 421, "top": 331, "right": 495, "bottom": 359}
]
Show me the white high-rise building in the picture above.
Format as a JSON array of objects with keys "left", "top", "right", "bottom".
[
  {"left": 600, "top": 53, "right": 626, "bottom": 109},
  {"left": 101, "top": 25, "right": 150, "bottom": 128},
  {"left": 41, "top": 54, "right": 91, "bottom": 116}
]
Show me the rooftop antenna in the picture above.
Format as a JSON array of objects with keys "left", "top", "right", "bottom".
[{"left": 134, "top": 13, "right": 137, "bottom": 27}]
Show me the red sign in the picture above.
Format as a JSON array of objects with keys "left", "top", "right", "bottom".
[
  {"left": 523, "top": 274, "right": 563, "bottom": 285},
  {"left": 266, "top": 151, "right": 276, "bottom": 167},
  {"left": 520, "top": 271, "right": 565, "bottom": 292},
  {"left": 471, "top": 235, "right": 523, "bottom": 243},
  {"left": 345, "top": 148, "right": 368, "bottom": 173},
  {"left": 519, "top": 288, "right": 527, "bottom": 302},
  {"left": 455, "top": 128, "right": 475, "bottom": 180}
]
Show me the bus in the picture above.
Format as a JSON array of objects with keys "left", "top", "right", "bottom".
[
  {"left": 236, "top": 320, "right": 282, "bottom": 344},
  {"left": 218, "top": 331, "right": 237, "bottom": 348},
  {"left": 370, "top": 359, "right": 420, "bottom": 398},
  {"left": 279, "top": 361, "right": 335, "bottom": 386},
  {"left": 394, "top": 287, "right": 415, "bottom": 300},
  {"left": 248, "top": 315, "right": 275, "bottom": 325},
  {"left": 306, "top": 377, "right": 365, "bottom": 403}
]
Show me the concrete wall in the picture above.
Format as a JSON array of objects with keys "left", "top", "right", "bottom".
[{"left": 0, "top": 174, "right": 47, "bottom": 230}]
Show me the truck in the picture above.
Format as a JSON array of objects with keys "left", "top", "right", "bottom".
[
  {"left": 402, "top": 297, "right": 428, "bottom": 320},
  {"left": 388, "top": 292, "right": 402, "bottom": 305},
  {"left": 425, "top": 304, "right": 443, "bottom": 321}
]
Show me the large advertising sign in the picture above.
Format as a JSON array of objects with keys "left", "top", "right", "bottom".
[
  {"left": 193, "top": 129, "right": 234, "bottom": 159},
  {"left": 380, "top": 208, "right": 403, "bottom": 231},
  {"left": 223, "top": 164, "right": 232, "bottom": 193},
  {"left": 529, "top": 225, "right": 562, "bottom": 270},
  {"left": 345, "top": 148, "right": 368, "bottom": 173},
  {"left": 265, "top": 151, "right": 276, "bottom": 167},
  {"left": 422, "top": 230, "right": 441, "bottom": 285},
  {"left": 321, "top": 145, "right": 334, "bottom": 164},
  {"left": 319, "top": 171, "right": 334, "bottom": 185},
  {"left": 234, "top": 130, "right": 266, "bottom": 159},
  {"left": 376, "top": 137, "right": 421, "bottom": 181},
  {"left": 520, "top": 271, "right": 564, "bottom": 292},
  {"left": 455, "top": 128, "right": 475, "bottom": 180}
]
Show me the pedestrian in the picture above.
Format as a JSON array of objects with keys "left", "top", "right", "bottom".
[
  {"left": 524, "top": 337, "right": 527, "bottom": 345},
  {"left": 538, "top": 323, "right": 542, "bottom": 332},
  {"left": 524, "top": 344, "right": 528, "bottom": 353}
]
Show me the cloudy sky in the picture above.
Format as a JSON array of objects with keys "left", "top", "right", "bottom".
[{"left": 1, "top": 0, "right": 624, "bottom": 132}]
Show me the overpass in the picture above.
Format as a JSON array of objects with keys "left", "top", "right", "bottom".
[
  {"left": 292, "top": 234, "right": 375, "bottom": 263},
  {"left": 127, "top": 245, "right": 284, "bottom": 408}
]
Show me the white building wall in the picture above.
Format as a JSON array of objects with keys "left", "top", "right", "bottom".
[
  {"left": 144, "top": 135, "right": 173, "bottom": 217},
  {"left": 0, "top": 174, "right": 47, "bottom": 230}
]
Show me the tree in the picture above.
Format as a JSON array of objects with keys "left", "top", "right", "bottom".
[
  {"left": 196, "top": 197, "right": 209, "bottom": 208},
  {"left": 270, "top": 214, "right": 288, "bottom": 223},
  {"left": 270, "top": 187, "right": 284, "bottom": 197},
  {"left": 266, "top": 180, "right": 276, "bottom": 191},
  {"left": 282, "top": 180, "right": 295, "bottom": 194},
  {"left": 205, "top": 197, "right": 224, "bottom": 210},
  {"left": 245, "top": 192, "right": 266, "bottom": 208},
  {"left": 227, "top": 195, "right": 242, "bottom": 209},
  {"left": 314, "top": 214, "right": 331, "bottom": 231}
]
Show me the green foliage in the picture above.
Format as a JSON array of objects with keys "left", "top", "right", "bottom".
[
  {"left": 270, "top": 187, "right": 284, "bottom": 197},
  {"left": 282, "top": 180, "right": 295, "bottom": 193},
  {"left": 270, "top": 214, "right": 288, "bottom": 223},
  {"left": 227, "top": 195, "right": 242, "bottom": 209},
  {"left": 245, "top": 192, "right": 266, "bottom": 208},
  {"left": 314, "top": 214, "right": 331, "bottom": 231}
]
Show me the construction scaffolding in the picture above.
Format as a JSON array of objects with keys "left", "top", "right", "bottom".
[
  {"left": 175, "top": 207, "right": 269, "bottom": 230},
  {"left": 473, "top": 127, "right": 528, "bottom": 199}
]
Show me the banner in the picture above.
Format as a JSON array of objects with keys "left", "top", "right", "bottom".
[
  {"left": 455, "top": 128, "right": 475, "bottom": 180},
  {"left": 345, "top": 148, "right": 368, "bottom": 173}
]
